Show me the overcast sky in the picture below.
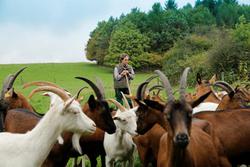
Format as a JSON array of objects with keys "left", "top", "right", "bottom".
[{"left": 0, "top": 0, "right": 249, "bottom": 64}]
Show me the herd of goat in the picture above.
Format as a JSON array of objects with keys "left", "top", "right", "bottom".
[{"left": 0, "top": 67, "right": 249, "bottom": 167}]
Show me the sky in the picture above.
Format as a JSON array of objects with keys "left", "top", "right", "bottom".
[{"left": 0, "top": 0, "right": 249, "bottom": 64}]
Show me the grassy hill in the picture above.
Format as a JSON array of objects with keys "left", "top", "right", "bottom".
[{"left": 0, "top": 62, "right": 152, "bottom": 113}]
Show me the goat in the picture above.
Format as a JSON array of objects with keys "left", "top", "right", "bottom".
[
  {"left": 214, "top": 81, "right": 250, "bottom": 110},
  {"left": 131, "top": 80, "right": 168, "bottom": 167},
  {"left": 133, "top": 124, "right": 165, "bottom": 167},
  {"left": 194, "top": 109, "right": 250, "bottom": 166},
  {"left": 1, "top": 67, "right": 34, "bottom": 111},
  {"left": 5, "top": 78, "right": 116, "bottom": 167},
  {"left": 0, "top": 85, "right": 96, "bottom": 167},
  {"left": 0, "top": 67, "right": 34, "bottom": 131},
  {"left": 136, "top": 69, "right": 231, "bottom": 167},
  {"left": 70, "top": 77, "right": 116, "bottom": 167},
  {"left": 104, "top": 99, "right": 138, "bottom": 167}
]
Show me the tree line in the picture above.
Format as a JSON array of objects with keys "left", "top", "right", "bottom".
[{"left": 85, "top": 0, "right": 250, "bottom": 84}]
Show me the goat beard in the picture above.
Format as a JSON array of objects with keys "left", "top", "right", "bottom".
[{"left": 72, "top": 133, "right": 82, "bottom": 154}]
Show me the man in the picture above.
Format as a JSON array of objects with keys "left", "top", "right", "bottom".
[{"left": 113, "top": 53, "right": 135, "bottom": 106}]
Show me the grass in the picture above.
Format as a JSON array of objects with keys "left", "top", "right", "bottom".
[{"left": 0, "top": 62, "right": 153, "bottom": 113}]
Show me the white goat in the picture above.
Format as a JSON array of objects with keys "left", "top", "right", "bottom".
[
  {"left": 0, "top": 86, "right": 96, "bottom": 167},
  {"left": 104, "top": 99, "right": 138, "bottom": 167}
]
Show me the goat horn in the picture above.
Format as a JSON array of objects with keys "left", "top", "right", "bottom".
[
  {"left": 75, "top": 77, "right": 104, "bottom": 100},
  {"left": 76, "top": 86, "right": 88, "bottom": 99},
  {"left": 8, "top": 67, "right": 27, "bottom": 89},
  {"left": 121, "top": 92, "right": 130, "bottom": 109},
  {"left": 140, "top": 75, "right": 159, "bottom": 99},
  {"left": 1, "top": 67, "right": 27, "bottom": 99},
  {"left": 149, "top": 85, "right": 164, "bottom": 94},
  {"left": 23, "top": 81, "right": 62, "bottom": 89},
  {"left": 107, "top": 99, "right": 126, "bottom": 112},
  {"left": 136, "top": 81, "right": 149, "bottom": 100},
  {"left": 214, "top": 81, "right": 235, "bottom": 94},
  {"left": 179, "top": 67, "right": 191, "bottom": 100},
  {"left": 95, "top": 77, "right": 106, "bottom": 99},
  {"left": 28, "top": 86, "right": 70, "bottom": 101},
  {"left": 155, "top": 70, "right": 174, "bottom": 102}
]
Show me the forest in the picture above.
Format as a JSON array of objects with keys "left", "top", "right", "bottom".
[{"left": 85, "top": 0, "right": 250, "bottom": 84}]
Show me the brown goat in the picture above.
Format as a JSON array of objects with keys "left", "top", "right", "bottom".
[
  {"left": 214, "top": 81, "right": 250, "bottom": 110},
  {"left": 191, "top": 73, "right": 221, "bottom": 103},
  {"left": 194, "top": 109, "right": 250, "bottom": 166},
  {"left": 136, "top": 69, "right": 231, "bottom": 167},
  {"left": 133, "top": 124, "right": 165, "bottom": 167},
  {"left": 0, "top": 67, "right": 35, "bottom": 131}
]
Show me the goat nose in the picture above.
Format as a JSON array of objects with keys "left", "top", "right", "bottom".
[{"left": 175, "top": 133, "right": 189, "bottom": 148}]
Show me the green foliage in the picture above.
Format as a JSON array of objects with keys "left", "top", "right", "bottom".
[
  {"left": 216, "top": 2, "right": 239, "bottom": 27},
  {"left": 85, "top": 0, "right": 249, "bottom": 78},
  {"left": 148, "top": 10, "right": 189, "bottom": 52},
  {"left": 233, "top": 15, "right": 250, "bottom": 48},
  {"left": 208, "top": 23, "right": 250, "bottom": 82},
  {"left": 86, "top": 17, "right": 117, "bottom": 65},
  {"left": 104, "top": 21, "right": 150, "bottom": 68},
  {"left": 163, "top": 34, "right": 213, "bottom": 84},
  {"left": 184, "top": 6, "right": 216, "bottom": 29},
  {"left": 164, "top": 0, "right": 177, "bottom": 10}
]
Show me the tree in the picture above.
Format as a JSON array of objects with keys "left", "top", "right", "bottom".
[
  {"left": 164, "top": 0, "right": 177, "bottom": 10},
  {"left": 104, "top": 21, "right": 150, "bottom": 69},
  {"left": 86, "top": 17, "right": 117, "bottom": 65},
  {"left": 186, "top": 6, "right": 216, "bottom": 29},
  {"left": 216, "top": 2, "right": 239, "bottom": 27}
]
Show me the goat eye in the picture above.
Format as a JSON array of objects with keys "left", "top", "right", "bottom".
[{"left": 166, "top": 114, "right": 171, "bottom": 120}]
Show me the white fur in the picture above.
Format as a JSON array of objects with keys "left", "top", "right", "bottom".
[
  {"left": 104, "top": 106, "right": 138, "bottom": 167},
  {"left": 193, "top": 102, "right": 219, "bottom": 114},
  {"left": 0, "top": 94, "right": 96, "bottom": 167}
]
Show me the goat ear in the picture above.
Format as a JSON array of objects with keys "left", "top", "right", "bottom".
[
  {"left": 228, "top": 91, "right": 235, "bottom": 99},
  {"left": 130, "top": 106, "right": 139, "bottom": 112},
  {"left": 191, "top": 91, "right": 211, "bottom": 108},
  {"left": 197, "top": 73, "right": 202, "bottom": 85},
  {"left": 134, "top": 99, "right": 148, "bottom": 109},
  {"left": 5, "top": 88, "right": 18, "bottom": 99},
  {"left": 88, "top": 95, "right": 96, "bottom": 110},
  {"left": 144, "top": 99, "right": 164, "bottom": 112},
  {"left": 209, "top": 74, "right": 217, "bottom": 84}
]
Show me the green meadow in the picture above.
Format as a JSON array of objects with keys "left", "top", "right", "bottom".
[{"left": 0, "top": 62, "right": 152, "bottom": 113}]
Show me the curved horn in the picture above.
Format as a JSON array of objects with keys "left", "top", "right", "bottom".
[
  {"left": 121, "top": 92, "right": 130, "bottom": 109},
  {"left": 28, "top": 86, "right": 70, "bottom": 102},
  {"left": 155, "top": 70, "right": 174, "bottom": 102},
  {"left": 214, "top": 81, "right": 235, "bottom": 93},
  {"left": 95, "top": 77, "right": 106, "bottom": 99},
  {"left": 136, "top": 81, "right": 149, "bottom": 100},
  {"left": 8, "top": 67, "right": 27, "bottom": 89},
  {"left": 75, "top": 77, "right": 103, "bottom": 100},
  {"left": 179, "top": 67, "right": 191, "bottom": 100},
  {"left": 1, "top": 67, "right": 27, "bottom": 98},
  {"left": 149, "top": 85, "right": 164, "bottom": 93},
  {"left": 107, "top": 99, "right": 126, "bottom": 112},
  {"left": 141, "top": 75, "right": 159, "bottom": 99},
  {"left": 23, "top": 81, "right": 62, "bottom": 89},
  {"left": 76, "top": 86, "right": 88, "bottom": 99}
]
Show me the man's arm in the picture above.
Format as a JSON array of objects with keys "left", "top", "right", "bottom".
[
  {"left": 114, "top": 67, "right": 123, "bottom": 81},
  {"left": 127, "top": 67, "right": 135, "bottom": 80}
]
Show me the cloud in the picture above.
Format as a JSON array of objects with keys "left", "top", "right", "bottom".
[{"left": 0, "top": 22, "right": 96, "bottom": 64}]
